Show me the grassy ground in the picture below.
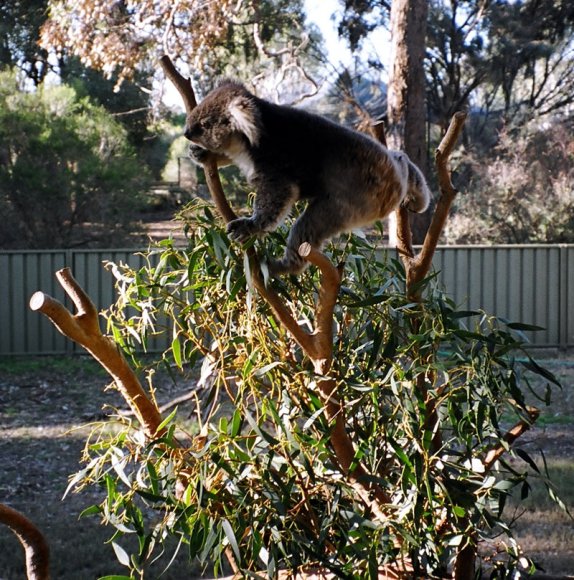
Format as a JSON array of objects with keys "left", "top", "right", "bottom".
[{"left": 0, "top": 355, "right": 573, "bottom": 579}]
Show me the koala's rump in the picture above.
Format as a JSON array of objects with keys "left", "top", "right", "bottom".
[{"left": 254, "top": 101, "right": 399, "bottom": 212}]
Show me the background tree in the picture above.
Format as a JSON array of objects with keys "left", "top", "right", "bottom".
[
  {"left": 445, "top": 118, "right": 574, "bottom": 244},
  {"left": 0, "top": 71, "right": 149, "bottom": 249},
  {"left": 425, "top": 0, "right": 574, "bottom": 133},
  {"left": 40, "top": 0, "right": 322, "bottom": 100},
  {"left": 387, "top": 0, "right": 430, "bottom": 244},
  {"left": 0, "top": 0, "right": 51, "bottom": 85},
  {"left": 336, "top": 0, "right": 574, "bottom": 245}
]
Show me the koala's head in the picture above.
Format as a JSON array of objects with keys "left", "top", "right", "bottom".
[{"left": 184, "top": 82, "right": 261, "bottom": 154}]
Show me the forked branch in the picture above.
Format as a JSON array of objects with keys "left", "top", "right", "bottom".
[
  {"left": 395, "top": 111, "right": 467, "bottom": 296},
  {"left": 30, "top": 268, "right": 164, "bottom": 439}
]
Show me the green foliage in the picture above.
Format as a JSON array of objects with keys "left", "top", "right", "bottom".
[
  {"left": 0, "top": 70, "right": 149, "bottom": 249},
  {"left": 0, "top": 0, "right": 50, "bottom": 85},
  {"left": 73, "top": 202, "right": 564, "bottom": 578}
]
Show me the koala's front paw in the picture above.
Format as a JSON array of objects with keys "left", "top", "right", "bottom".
[
  {"left": 227, "top": 218, "right": 258, "bottom": 243},
  {"left": 188, "top": 144, "right": 209, "bottom": 164}
]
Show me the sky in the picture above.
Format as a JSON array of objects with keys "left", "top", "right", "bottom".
[{"left": 303, "top": 0, "right": 391, "bottom": 70}]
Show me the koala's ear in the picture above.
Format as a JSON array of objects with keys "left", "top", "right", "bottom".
[{"left": 228, "top": 96, "right": 260, "bottom": 146}]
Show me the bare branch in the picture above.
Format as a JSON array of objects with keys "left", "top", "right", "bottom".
[
  {"left": 0, "top": 504, "right": 50, "bottom": 580},
  {"left": 412, "top": 111, "right": 467, "bottom": 281},
  {"left": 30, "top": 268, "right": 165, "bottom": 439},
  {"left": 159, "top": 55, "right": 197, "bottom": 115},
  {"left": 203, "top": 158, "right": 239, "bottom": 224},
  {"left": 159, "top": 55, "right": 238, "bottom": 223},
  {"left": 390, "top": 111, "right": 467, "bottom": 297}
]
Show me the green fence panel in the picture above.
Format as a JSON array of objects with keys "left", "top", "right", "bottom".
[{"left": 1, "top": 245, "right": 572, "bottom": 355}]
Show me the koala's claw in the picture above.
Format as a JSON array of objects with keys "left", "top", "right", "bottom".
[
  {"left": 227, "top": 218, "right": 257, "bottom": 243},
  {"left": 188, "top": 144, "right": 209, "bottom": 164}
]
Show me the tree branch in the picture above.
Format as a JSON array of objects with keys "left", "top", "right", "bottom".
[
  {"left": 159, "top": 55, "right": 197, "bottom": 114},
  {"left": 0, "top": 504, "right": 50, "bottom": 580},
  {"left": 483, "top": 406, "right": 540, "bottom": 471},
  {"left": 395, "top": 111, "right": 467, "bottom": 297},
  {"left": 30, "top": 268, "right": 164, "bottom": 439}
]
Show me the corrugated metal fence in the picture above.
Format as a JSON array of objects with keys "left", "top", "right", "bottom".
[{"left": 1, "top": 245, "right": 572, "bottom": 355}]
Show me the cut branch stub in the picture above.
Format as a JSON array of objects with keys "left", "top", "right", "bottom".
[{"left": 30, "top": 268, "right": 165, "bottom": 439}]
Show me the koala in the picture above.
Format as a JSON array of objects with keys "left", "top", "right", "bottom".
[{"left": 184, "top": 81, "right": 431, "bottom": 275}]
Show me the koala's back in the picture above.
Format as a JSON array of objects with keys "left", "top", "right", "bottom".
[{"left": 250, "top": 99, "right": 392, "bottom": 199}]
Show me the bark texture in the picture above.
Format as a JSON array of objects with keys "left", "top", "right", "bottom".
[
  {"left": 387, "top": 0, "right": 430, "bottom": 244},
  {"left": 0, "top": 504, "right": 50, "bottom": 580}
]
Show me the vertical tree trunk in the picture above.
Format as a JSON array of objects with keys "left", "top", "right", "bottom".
[{"left": 387, "top": 0, "right": 430, "bottom": 245}]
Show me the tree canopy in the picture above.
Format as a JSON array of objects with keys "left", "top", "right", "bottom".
[
  {"left": 1, "top": 0, "right": 573, "bottom": 248},
  {"left": 40, "top": 0, "right": 321, "bottom": 96},
  {"left": 0, "top": 0, "right": 51, "bottom": 85}
]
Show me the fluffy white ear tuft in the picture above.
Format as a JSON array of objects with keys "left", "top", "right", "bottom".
[{"left": 228, "top": 97, "right": 260, "bottom": 146}]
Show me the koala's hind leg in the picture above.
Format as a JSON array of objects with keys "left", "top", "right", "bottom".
[
  {"left": 269, "top": 200, "right": 346, "bottom": 276},
  {"left": 391, "top": 152, "right": 431, "bottom": 213}
]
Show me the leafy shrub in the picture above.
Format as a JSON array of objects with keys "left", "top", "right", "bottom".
[
  {"left": 0, "top": 70, "right": 149, "bottom": 249},
  {"left": 445, "top": 119, "right": 574, "bottom": 244}
]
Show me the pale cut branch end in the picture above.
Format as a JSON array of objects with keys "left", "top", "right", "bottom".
[
  {"left": 298, "top": 242, "right": 312, "bottom": 257},
  {"left": 29, "top": 291, "right": 50, "bottom": 312},
  {"left": 436, "top": 111, "right": 467, "bottom": 162},
  {"left": 31, "top": 270, "right": 165, "bottom": 439}
]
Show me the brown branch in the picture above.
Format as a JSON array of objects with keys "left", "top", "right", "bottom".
[
  {"left": 395, "top": 111, "right": 467, "bottom": 297},
  {"left": 414, "top": 111, "right": 467, "bottom": 279},
  {"left": 395, "top": 206, "right": 415, "bottom": 263},
  {"left": 30, "top": 268, "right": 164, "bottom": 439},
  {"left": 298, "top": 242, "right": 342, "bottom": 357},
  {"left": 159, "top": 55, "right": 197, "bottom": 114},
  {"left": 202, "top": 157, "right": 239, "bottom": 224},
  {"left": 0, "top": 503, "right": 50, "bottom": 580},
  {"left": 483, "top": 406, "right": 540, "bottom": 471}
]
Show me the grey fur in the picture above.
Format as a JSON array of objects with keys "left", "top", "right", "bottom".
[{"left": 185, "top": 81, "right": 431, "bottom": 275}]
